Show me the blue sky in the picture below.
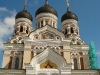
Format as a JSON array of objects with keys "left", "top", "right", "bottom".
[{"left": 0, "top": 0, "right": 100, "bottom": 68}]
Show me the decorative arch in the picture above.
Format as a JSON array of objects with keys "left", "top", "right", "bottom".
[
  {"left": 30, "top": 47, "right": 67, "bottom": 69},
  {"left": 29, "top": 25, "right": 66, "bottom": 41},
  {"left": 13, "top": 40, "right": 17, "bottom": 43}
]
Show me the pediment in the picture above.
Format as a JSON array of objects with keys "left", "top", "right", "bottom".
[
  {"left": 30, "top": 47, "right": 67, "bottom": 69},
  {"left": 29, "top": 25, "right": 66, "bottom": 41}
]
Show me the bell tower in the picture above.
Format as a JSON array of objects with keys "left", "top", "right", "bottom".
[
  {"left": 35, "top": 0, "right": 58, "bottom": 29},
  {"left": 2, "top": 0, "right": 33, "bottom": 69},
  {"left": 14, "top": 0, "right": 33, "bottom": 37},
  {"left": 61, "top": 0, "right": 90, "bottom": 70}
]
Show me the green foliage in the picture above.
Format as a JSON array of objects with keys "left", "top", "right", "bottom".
[{"left": 88, "top": 41, "right": 98, "bottom": 69}]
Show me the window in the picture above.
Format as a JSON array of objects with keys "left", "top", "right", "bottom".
[
  {"left": 65, "top": 29, "right": 68, "bottom": 34},
  {"left": 71, "top": 27, "right": 74, "bottom": 33},
  {"left": 73, "top": 58, "right": 78, "bottom": 69},
  {"left": 53, "top": 23, "right": 55, "bottom": 27},
  {"left": 41, "top": 20, "right": 43, "bottom": 27},
  {"left": 20, "top": 26, "right": 23, "bottom": 32},
  {"left": 45, "top": 21, "right": 48, "bottom": 25},
  {"left": 15, "top": 57, "right": 19, "bottom": 69},
  {"left": 26, "top": 27, "right": 28, "bottom": 34}
]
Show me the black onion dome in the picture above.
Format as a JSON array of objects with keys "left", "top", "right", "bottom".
[
  {"left": 61, "top": 11, "right": 78, "bottom": 23},
  {"left": 16, "top": 9, "right": 33, "bottom": 21},
  {"left": 35, "top": 4, "right": 58, "bottom": 17}
]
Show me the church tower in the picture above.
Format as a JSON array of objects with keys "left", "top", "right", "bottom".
[
  {"left": 2, "top": 0, "right": 33, "bottom": 69},
  {"left": 35, "top": 0, "right": 58, "bottom": 29},
  {"left": 61, "top": 0, "right": 90, "bottom": 70}
]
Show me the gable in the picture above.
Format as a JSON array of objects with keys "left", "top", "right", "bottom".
[{"left": 29, "top": 25, "right": 66, "bottom": 41}]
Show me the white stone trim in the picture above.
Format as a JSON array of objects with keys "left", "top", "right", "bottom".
[
  {"left": 62, "top": 19, "right": 78, "bottom": 26},
  {"left": 36, "top": 13, "right": 58, "bottom": 20},
  {"left": 11, "top": 52, "right": 23, "bottom": 69},
  {"left": 15, "top": 18, "right": 32, "bottom": 25}
]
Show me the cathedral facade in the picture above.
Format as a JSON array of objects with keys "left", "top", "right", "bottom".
[{"left": 0, "top": 0, "right": 100, "bottom": 75}]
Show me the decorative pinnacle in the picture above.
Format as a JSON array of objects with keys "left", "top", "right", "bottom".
[
  {"left": 66, "top": 0, "right": 70, "bottom": 11},
  {"left": 24, "top": 0, "right": 27, "bottom": 10},
  {"left": 45, "top": 0, "right": 48, "bottom": 5}
]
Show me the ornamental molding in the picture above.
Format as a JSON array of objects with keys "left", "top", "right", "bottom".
[
  {"left": 28, "top": 25, "right": 71, "bottom": 41},
  {"left": 25, "top": 47, "right": 72, "bottom": 75},
  {"left": 25, "top": 40, "right": 70, "bottom": 46},
  {"left": 4, "top": 43, "right": 24, "bottom": 51},
  {"left": 30, "top": 47, "right": 67, "bottom": 67},
  {"left": 71, "top": 70, "right": 99, "bottom": 74},
  {"left": 36, "top": 13, "right": 58, "bottom": 20},
  {"left": 15, "top": 18, "right": 32, "bottom": 25},
  {"left": 62, "top": 19, "right": 78, "bottom": 26}
]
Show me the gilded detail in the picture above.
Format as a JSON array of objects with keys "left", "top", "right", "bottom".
[{"left": 40, "top": 60, "right": 58, "bottom": 69}]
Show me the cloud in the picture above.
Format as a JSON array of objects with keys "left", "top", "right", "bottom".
[
  {"left": 0, "top": 7, "right": 8, "bottom": 11},
  {"left": 0, "top": 7, "right": 17, "bottom": 50}
]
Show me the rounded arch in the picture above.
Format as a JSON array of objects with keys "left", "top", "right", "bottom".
[
  {"left": 28, "top": 25, "right": 66, "bottom": 41},
  {"left": 30, "top": 48, "right": 67, "bottom": 70}
]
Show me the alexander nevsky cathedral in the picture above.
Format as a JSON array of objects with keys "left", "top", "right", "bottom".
[{"left": 0, "top": 0, "right": 100, "bottom": 75}]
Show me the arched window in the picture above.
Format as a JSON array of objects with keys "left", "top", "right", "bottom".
[
  {"left": 15, "top": 57, "right": 19, "bottom": 69},
  {"left": 41, "top": 20, "right": 43, "bottom": 27},
  {"left": 73, "top": 58, "right": 78, "bottom": 69},
  {"left": 26, "top": 27, "right": 28, "bottom": 34},
  {"left": 65, "top": 29, "right": 68, "bottom": 34},
  {"left": 45, "top": 21, "right": 48, "bottom": 25},
  {"left": 20, "top": 26, "right": 23, "bottom": 32},
  {"left": 71, "top": 27, "right": 74, "bottom": 33},
  {"left": 53, "top": 22, "right": 55, "bottom": 27}
]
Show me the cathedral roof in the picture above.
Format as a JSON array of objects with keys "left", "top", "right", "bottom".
[
  {"left": 15, "top": 9, "right": 33, "bottom": 21},
  {"left": 35, "top": 0, "right": 58, "bottom": 17},
  {"left": 61, "top": 11, "right": 78, "bottom": 23}
]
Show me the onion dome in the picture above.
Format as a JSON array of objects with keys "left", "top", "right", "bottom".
[
  {"left": 61, "top": 11, "right": 78, "bottom": 23},
  {"left": 61, "top": 0, "right": 78, "bottom": 23},
  {"left": 35, "top": 0, "right": 58, "bottom": 17},
  {"left": 15, "top": 1, "right": 33, "bottom": 21}
]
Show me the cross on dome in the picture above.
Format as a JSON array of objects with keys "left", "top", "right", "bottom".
[
  {"left": 66, "top": 0, "right": 70, "bottom": 11},
  {"left": 24, "top": 0, "right": 27, "bottom": 10},
  {"left": 45, "top": 0, "right": 48, "bottom": 5}
]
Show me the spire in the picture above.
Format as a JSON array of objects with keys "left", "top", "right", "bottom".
[
  {"left": 45, "top": 0, "right": 48, "bottom": 5},
  {"left": 66, "top": 0, "right": 70, "bottom": 11},
  {"left": 24, "top": 0, "right": 27, "bottom": 10}
]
